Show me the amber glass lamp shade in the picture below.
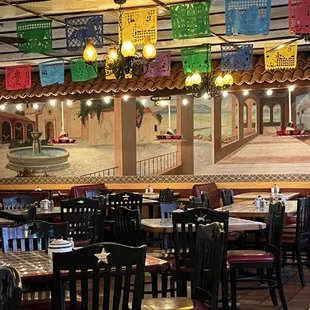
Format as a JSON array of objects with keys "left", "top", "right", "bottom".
[
  {"left": 185, "top": 75, "right": 193, "bottom": 87},
  {"left": 107, "top": 45, "right": 119, "bottom": 62},
  {"left": 121, "top": 40, "right": 136, "bottom": 57},
  {"left": 83, "top": 38, "right": 97, "bottom": 62},
  {"left": 143, "top": 38, "right": 156, "bottom": 60},
  {"left": 223, "top": 73, "right": 234, "bottom": 86},
  {"left": 191, "top": 72, "right": 202, "bottom": 85}
]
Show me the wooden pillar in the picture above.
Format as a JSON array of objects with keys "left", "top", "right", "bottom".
[
  {"left": 177, "top": 95, "right": 194, "bottom": 174},
  {"left": 212, "top": 96, "right": 221, "bottom": 164},
  {"left": 247, "top": 101, "right": 253, "bottom": 132},
  {"left": 114, "top": 97, "right": 137, "bottom": 176}
]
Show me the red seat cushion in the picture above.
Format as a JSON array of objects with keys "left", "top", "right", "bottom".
[
  {"left": 228, "top": 250, "right": 275, "bottom": 264},
  {"left": 74, "top": 239, "right": 92, "bottom": 246},
  {"left": 287, "top": 216, "right": 297, "bottom": 225}
]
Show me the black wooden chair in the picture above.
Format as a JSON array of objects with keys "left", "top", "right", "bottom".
[
  {"left": 60, "top": 197, "right": 98, "bottom": 246},
  {"left": 108, "top": 192, "right": 143, "bottom": 210},
  {"left": 2, "top": 220, "right": 68, "bottom": 253},
  {"left": 159, "top": 189, "right": 174, "bottom": 203},
  {"left": 2, "top": 195, "right": 37, "bottom": 209},
  {"left": 221, "top": 189, "right": 234, "bottom": 206},
  {"left": 282, "top": 197, "right": 310, "bottom": 287},
  {"left": 228, "top": 202, "right": 288, "bottom": 310},
  {"left": 0, "top": 266, "right": 22, "bottom": 310},
  {"left": 177, "top": 200, "right": 204, "bottom": 211},
  {"left": 201, "top": 191, "right": 212, "bottom": 209},
  {"left": 110, "top": 207, "right": 144, "bottom": 246},
  {"left": 52, "top": 242, "right": 147, "bottom": 310},
  {"left": 27, "top": 204, "right": 37, "bottom": 221},
  {"left": 141, "top": 222, "right": 225, "bottom": 310}
]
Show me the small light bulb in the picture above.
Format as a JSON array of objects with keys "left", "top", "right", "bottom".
[
  {"left": 223, "top": 73, "right": 234, "bottom": 86},
  {"left": 141, "top": 99, "right": 147, "bottom": 105},
  {"left": 83, "top": 38, "right": 97, "bottom": 63},
  {"left": 50, "top": 99, "right": 56, "bottom": 106},
  {"left": 182, "top": 98, "right": 189, "bottom": 105},
  {"left": 33, "top": 103, "right": 39, "bottom": 110},
  {"left": 142, "top": 38, "right": 156, "bottom": 60},
  {"left": 123, "top": 95, "right": 129, "bottom": 101},
  {"left": 103, "top": 97, "right": 110, "bottom": 104},
  {"left": 191, "top": 73, "right": 202, "bottom": 85},
  {"left": 185, "top": 75, "right": 193, "bottom": 87},
  {"left": 0, "top": 104, "right": 5, "bottom": 111},
  {"left": 107, "top": 45, "right": 119, "bottom": 62},
  {"left": 288, "top": 85, "right": 295, "bottom": 92},
  {"left": 215, "top": 76, "right": 224, "bottom": 87},
  {"left": 243, "top": 90, "right": 249, "bottom": 96},
  {"left": 86, "top": 100, "right": 92, "bottom": 106},
  {"left": 266, "top": 89, "right": 273, "bottom": 96},
  {"left": 203, "top": 93, "right": 211, "bottom": 100},
  {"left": 121, "top": 40, "right": 136, "bottom": 58},
  {"left": 222, "top": 90, "right": 228, "bottom": 98},
  {"left": 66, "top": 100, "right": 73, "bottom": 107},
  {"left": 16, "top": 104, "right": 23, "bottom": 111}
]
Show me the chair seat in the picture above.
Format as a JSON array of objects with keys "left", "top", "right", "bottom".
[
  {"left": 282, "top": 233, "right": 308, "bottom": 244},
  {"left": 287, "top": 216, "right": 297, "bottom": 225},
  {"left": 140, "top": 297, "right": 209, "bottom": 310},
  {"left": 228, "top": 250, "right": 275, "bottom": 264},
  {"left": 228, "top": 231, "right": 243, "bottom": 242}
]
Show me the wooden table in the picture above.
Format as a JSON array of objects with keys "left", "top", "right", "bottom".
[
  {"left": 142, "top": 192, "right": 180, "bottom": 200},
  {"left": 216, "top": 200, "right": 297, "bottom": 222},
  {"left": 141, "top": 217, "right": 266, "bottom": 233},
  {"left": 234, "top": 192, "right": 300, "bottom": 200},
  {"left": 0, "top": 218, "right": 15, "bottom": 226},
  {"left": 0, "top": 250, "right": 169, "bottom": 284}
]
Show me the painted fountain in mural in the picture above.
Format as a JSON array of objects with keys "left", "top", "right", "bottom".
[{"left": 7, "top": 132, "right": 70, "bottom": 172}]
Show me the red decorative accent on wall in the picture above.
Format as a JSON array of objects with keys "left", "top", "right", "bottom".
[
  {"left": 5, "top": 65, "right": 31, "bottom": 90},
  {"left": 289, "top": 0, "right": 310, "bottom": 34}
]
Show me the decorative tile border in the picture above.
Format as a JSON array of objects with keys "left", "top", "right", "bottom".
[{"left": 0, "top": 173, "right": 310, "bottom": 185}]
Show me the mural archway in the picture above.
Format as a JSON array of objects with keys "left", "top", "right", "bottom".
[
  {"left": 14, "top": 122, "right": 23, "bottom": 141},
  {"left": 2, "top": 121, "right": 11, "bottom": 143},
  {"left": 45, "top": 122, "right": 54, "bottom": 140}
]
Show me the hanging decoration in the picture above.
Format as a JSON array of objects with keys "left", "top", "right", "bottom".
[
  {"left": 120, "top": 8, "right": 157, "bottom": 45},
  {"left": 170, "top": 1, "right": 211, "bottom": 40},
  {"left": 39, "top": 60, "right": 64, "bottom": 87},
  {"left": 181, "top": 46, "right": 211, "bottom": 74},
  {"left": 225, "top": 0, "right": 271, "bottom": 36},
  {"left": 16, "top": 20, "right": 52, "bottom": 53},
  {"left": 70, "top": 57, "right": 98, "bottom": 82},
  {"left": 143, "top": 52, "right": 171, "bottom": 78},
  {"left": 65, "top": 15, "right": 104, "bottom": 51},
  {"left": 264, "top": 42, "right": 298, "bottom": 70},
  {"left": 221, "top": 44, "right": 253, "bottom": 71},
  {"left": 289, "top": 0, "right": 310, "bottom": 34},
  {"left": 5, "top": 65, "right": 31, "bottom": 90}
]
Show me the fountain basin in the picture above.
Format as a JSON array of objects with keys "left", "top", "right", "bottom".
[{"left": 7, "top": 146, "right": 70, "bottom": 172}]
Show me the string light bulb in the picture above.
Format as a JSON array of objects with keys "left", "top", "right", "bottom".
[
  {"left": 141, "top": 99, "right": 147, "bottom": 105},
  {"left": 66, "top": 100, "right": 73, "bottom": 107},
  {"left": 123, "top": 95, "right": 129, "bottom": 101},
  {"left": 86, "top": 100, "right": 92, "bottom": 106},
  {"left": 0, "top": 104, "right": 5, "bottom": 111},
  {"left": 16, "top": 104, "right": 23, "bottom": 111},
  {"left": 33, "top": 103, "right": 39, "bottom": 110},
  {"left": 103, "top": 97, "right": 110, "bottom": 104},
  {"left": 121, "top": 40, "right": 136, "bottom": 57},
  {"left": 288, "top": 85, "right": 295, "bottom": 92},
  {"left": 191, "top": 73, "right": 202, "bottom": 85},
  {"left": 50, "top": 99, "right": 56, "bottom": 106},
  {"left": 143, "top": 38, "right": 156, "bottom": 61},
  {"left": 243, "top": 90, "right": 249, "bottom": 96},
  {"left": 182, "top": 98, "right": 189, "bottom": 106},
  {"left": 83, "top": 38, "right": 97, "bottom": 63},
  {"left": 266, "top": 89, "right": 273, "bottom": 96},
  {"left": 222, "top": 90, "right": 228, "bottom": 97}
]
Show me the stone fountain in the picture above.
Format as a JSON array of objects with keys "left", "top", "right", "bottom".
[{"left": 7, "top": 132, "right": 70, "bottom": 172}]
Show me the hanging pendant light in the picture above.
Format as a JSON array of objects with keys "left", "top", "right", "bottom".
[
  {"left": 223, "top": 73, "right": 234, "bottom": 86},
  {"left": 143, "top": 37, "right": 156, "bottom": 61},
  {"left": 121, "top": 40, "right": 136, "bottom": 57},
  {"left": 191, "top": 72, "right": 202, "bottom": 85},
  {"left": 107, "top": 44, "right": 119, "bottom": 62},
  {"left": 83, "top": 38, "right": 97, "bottom": 63}
]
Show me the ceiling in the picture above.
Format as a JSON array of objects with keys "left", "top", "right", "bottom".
[{"left": 0, "top": 0, "right": 306, "bottom": 69}]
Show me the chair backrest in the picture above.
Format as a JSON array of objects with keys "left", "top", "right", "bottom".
[
  {"left": 85, "top": 190, "right": 101, "bottom": 199},
  {"left": 108, "top": 192, "right": 142, "bottom": 210},
  {"left": 69, "top": 184, "right": 106, "bottom": 199},
  {"left": 191, "top": 183, "right": 221, "bottom": 209},
  {"left": 0, "top": 266, "right": 22, "bottom": 310},
  {"left": 159, "top": 188, "right": 174, "bottom": 203},
  {"left": 266, "top": 202, "right": 285, "bottom": 258},
  {"left": 172, "top": 208, "right": 209, "bottom": 275},
  {"left": 160, "top": 202, "right": 178, "bottom": 219},
  {"left": 110, "top": 207, "right": 143, "bottom": 246},
  {"left": 201, "top": 191, "right": 212, "bottom": 209},
  {"left": 296, "top": 196, "right": 310, "bottom": 241},
  {"left": 2, "top": 221, "right": 68, "bottom": 253},
  {"left": 53, "top": 242, "right": 146, "bottom": 310},
  {"left": 2, "top": 195, "right": 37, "bottom": 209},
  {"left": 221, "top": 189, "right": 234, "bottom": 206},
  {"left": 60, "top": 197, "right": 98, "bottom": 242},
  {"left": 193, "top": 223, "right": 225, "bottom": 310}
]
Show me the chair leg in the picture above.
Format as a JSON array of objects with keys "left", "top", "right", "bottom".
[
  {"left": 230, "top": 267, "right": 237, "bottom": 310},
  {"left": 267, "top": 268, "right": 278, "bottom": 306},
  {"left": 282, "top": 247, "right": 287, "bottom": 266},
  {"left": 170, "top": 277, "right": 175, "bottom": 297},
  {"left": 275, "top": 265, "right": 288, "bottom": 310},
  {"left": 221, "top": 270, "right": 229, "bottom": 310},
  {"left": 181, "top": 279, "right": 187, "bottom": 297},
  {"left": 161, "top": 273, "right": 168, "bottom": 297},
  {"left": 151, "top": 273, "right": 158, "bottom": 298},
  {"left": 296, "top": 245, "right": 306, "bottom": 287}
]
